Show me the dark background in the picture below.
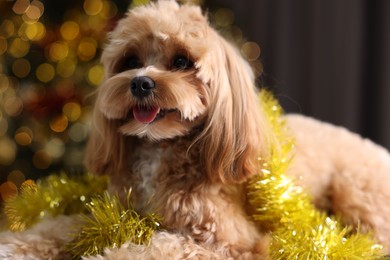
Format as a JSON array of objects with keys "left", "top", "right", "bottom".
[{"left": 210, "top": 0, "right": 390, "bottom": 150}]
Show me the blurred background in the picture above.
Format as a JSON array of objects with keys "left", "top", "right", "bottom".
[{"left": 0, "top": 0, "right": 389, "bottom": 201}]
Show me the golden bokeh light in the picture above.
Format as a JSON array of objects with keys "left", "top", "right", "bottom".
[
  {"left": 84, "top": 0, "right": 103, "bottom": 16},
  {"left": 230, "top": 26, "right": 243, "bottom": 42},
  {"left": 4, "top": 96, "right": 24, "bottom": 117},
  {"left": 7, "top": 170, "right": 26, "bottom": 188},
  {"left": 0, "top": 181, "right": 18, "bottom": 201},
  {"left": 87, "top": 15, "right": 107, "bottom": 32},
  {"left": 15, "top": 126, "right": 33, "bottom": 146},
  {"left": 21, "top": 22, "right": 46, "bottom": 41},
  {"left": 8, "top": 38, "right": 30, "bottom": 58},
  {"left": 25, "top": 6, "right": 41, "bottom": 20},
  {"left": 215, "top": 8, "right": 235, "bottom": 27},
  {"left": 251, "top": 60, "right": 264, "bottom": 78},
  {"left": 15, "top": 132, "right": 32, "bottom": 146},
  {"left": 241, "top": 41, "right": 261, "bottom": 61},
  {"left": 100, "top": 1, "right": 118, "bottom": 19},
  {"left": 36, "top": 63, "right": 55, "bottom": 83},
  {"left": 12, "top": 58, "right": 31, "bottom": 78},
  {"left": 68, "top": 122, "right": 87, "bottom": 142},
  {"left": 87, "top": 64, "right": 104, "bottom": 86},
  {"left": 63, "top": 102, "right": 81, "bottom": 122},
  {"left": 49, "top": 115, "right": 69, "bottom": 133},
  {"left": 0, "top": 137, "right": 16, "bottom": 166},
  {"left": 45, "top": 138, "right": 65, "bottom": 159},
  {"left": 57, "top": 59, "right": 76, "bottom": 78},
  {"left": 49, "top": 41, "right": 69, "bottom": 61},
  {"left": 31, "top": 0, "right": 45, "bottom": 16},
  {"left": 12, "top": 0, "right": 30, "bottom": 15},
  {"left": 77, "top": 37, "right": 97, "bottom": 61},
  {"left": 33, "top": 149, "right": 51, "bottom": 169},
  {"left": 1, "top": 20, "right": 16, "bottom": 38},
  {"left": 60, "top": 21, "right": 80, "bottom": 41}
]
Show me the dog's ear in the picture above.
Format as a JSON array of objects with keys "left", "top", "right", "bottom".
[
  {"left": 197, "top": 33, "right": 272, "bottom": 183},
  {"left": 85, "top": 106, "right": 128, "bottom": 176}
]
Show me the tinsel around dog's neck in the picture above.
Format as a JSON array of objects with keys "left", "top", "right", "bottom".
[{"left": 3, "top": 89, "right": 385, "bottom": 259}]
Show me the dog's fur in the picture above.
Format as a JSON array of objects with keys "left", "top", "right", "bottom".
[
  {"left": 83, "top": 0, "right": 390, "bottom": 258},
  {"left": 1, "top": 0, "right": 390, "bottom": 259}
]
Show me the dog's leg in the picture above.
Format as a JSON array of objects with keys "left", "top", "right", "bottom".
[{"left": 154, "top": 183, "right": 269, "bottom": 259}]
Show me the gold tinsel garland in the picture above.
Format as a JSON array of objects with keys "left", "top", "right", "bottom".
[
  {"left": 248, "top": 90, "right": 385, "bottom": 259},
  {"left": 3, "top": 90, "right": 385, "bottom": 258},
  {"left": 4, "top": 173, "right": 108, "bottom": 232},
  {"left": 67, "top": 191, "right": 161, "bottom": 257}
]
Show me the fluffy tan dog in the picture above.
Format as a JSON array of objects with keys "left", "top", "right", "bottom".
[
  {"left": 83, "top": 0, "right": 390, "bottom": 258},
  {"left": 1, "top": 0, "right": 390, "bottom": 259}
]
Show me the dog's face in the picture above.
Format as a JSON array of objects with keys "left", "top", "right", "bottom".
[
  {"left": 87, "top": 0, "right": 271, "bottom": 183},
  {"left": 97, "top": 1, "right": 211, "bottom": 140}
]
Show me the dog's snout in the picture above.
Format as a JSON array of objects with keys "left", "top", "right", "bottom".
[{"left": 130, "top": 76, "right": 155, "bottom": 98}]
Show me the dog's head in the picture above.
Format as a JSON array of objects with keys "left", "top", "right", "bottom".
[{"left": 86, "top": 0, "right": 272, "bottom": 183}]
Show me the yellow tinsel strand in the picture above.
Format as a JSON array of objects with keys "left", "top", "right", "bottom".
[
  {"left": 67, "top": 191, "right": 161, "bottom": 258},
  {"left": 248, "top": 89, "right": 385, "bottom": 259},
  {"left": 4, "top": 173, "right": 108, "bottom": 232}
]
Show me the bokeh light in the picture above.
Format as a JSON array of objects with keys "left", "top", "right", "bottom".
[
  {"left": 0, "top": 181, "right": 18, "bottom": 201},
  {"left": 12, "top": 58, "right": 31, "bottom": 78},
  {"left": 241, "top": 41, "right": 261, "bottom": 61},
  {"left": 19, "top": 22, "right": 46, "bottom": 41},
  {"left": 7, "top": 170, "right": 26, "bottom": 188},
  {"left": 45, "top": 138, "right": 65, "bottom": 159},
  {"left": 60, "top": 21, "right": 80, "bottom": 41},
  {"left": 49, "top": 115, "right": 69, "bottom": 133},
  {"left": 33, "top": 149, "right": 51, "bottom": 169},
  {"left": 84, "top": 0, "right": 103, "bottom": 16},
  {"left": 0, "top": 137, "right": 16, "bottom": 166},
  {"left": 12, "top": 0, "right": 30, "bottom": 15},
  {"left": 77, "top": 37, "right": 97, "bottom": 61},
  {"left": 24, "top": 5, "right": 42, "bottom": 21},
  {"left": 87, "top": 64, "right": 104, "bottom": 86},
  {"left": 4, "top": 96, "right": 24, "bottom": 117},
  {"left": 100, "top": 1, "right": 118, "bottom": 19},
  {"left": 63, "top": 102, "right": 82, "bottom": 122},
  {"left": 68, "top": 122, "right": 88, "bottom": 143},
  {"left": 0, "top": 0, "right": 127, "bottom": 188},
  {"left": 8, "top": 38, "right": 30, "bottom": 58},
  {"left": 49, "top": 41, "right": 69, "bottom": 61},
  {"left": 214, "top": 8, "right": 235, "bottom": 27},
  {"left": 14, "top": 126, "right": 33, "bottom": 146},
  {"left": 57, "top": 59, "right": 77, "bottom": 78},
  {"left": 1, "top": 20, "right": 15, "bottom": 38},
  {"left": 0, "top": 0, "right": 262, "bottom": 194},
  {"left": 36, "top": 63, "right": 55, "bottom": 82}
]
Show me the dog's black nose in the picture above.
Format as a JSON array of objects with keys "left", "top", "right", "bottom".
[{"left": 130, "top": 76, "right": 155, "bottom": 98}]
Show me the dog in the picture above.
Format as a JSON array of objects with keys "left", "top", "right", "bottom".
[{"left": 84, "top": 0, "right": 390, "bottom": 258}]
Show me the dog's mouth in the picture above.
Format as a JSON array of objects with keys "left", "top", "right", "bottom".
[{"left": 132, "top": 106, "right": 178, "bottom": 124}]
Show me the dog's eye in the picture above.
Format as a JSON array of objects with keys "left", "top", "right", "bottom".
[
  {"left": 172, "top": 55, "right": 193, "bottom": 70},
  {"left": 123, "top": 56, "right": 142, "bottom": 70}
]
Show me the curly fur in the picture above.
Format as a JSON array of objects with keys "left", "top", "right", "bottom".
[{"left": 1, "top": 0, "right": 390, "bottom": 259}]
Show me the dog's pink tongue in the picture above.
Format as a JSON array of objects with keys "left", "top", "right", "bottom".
[{"left": 133, "top": 107, "right": 159, "bottom": 124}]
